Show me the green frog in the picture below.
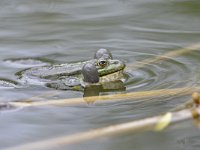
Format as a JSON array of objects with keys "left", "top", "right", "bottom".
[{"left": 16, "top": 49, "right": 126, "bottom": 91}]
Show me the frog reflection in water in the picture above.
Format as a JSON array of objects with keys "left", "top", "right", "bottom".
[{"left": 16, "top": 49, "right": 126, "bottom": 95}]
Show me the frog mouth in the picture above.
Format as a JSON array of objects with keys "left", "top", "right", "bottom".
[
  {"left": 98, "top": 60, "right": 126, "bottom": 77},
  {"left": 99, "top": 70, "right": 125, "bottom": 83}
]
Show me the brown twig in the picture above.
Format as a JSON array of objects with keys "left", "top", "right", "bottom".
[
  {"left": 4, "top": 105, "right": 200, "bottom": 150},
  {"left": 8, "top": 86, "right": 200, "bottom": 108}
]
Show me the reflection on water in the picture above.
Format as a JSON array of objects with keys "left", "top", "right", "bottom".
[
  {"left": 83, "top": 80, "right": 126, "bottom": 97},
  {"left": 0, "top": 0, "right": 200, "bottom": 150}
]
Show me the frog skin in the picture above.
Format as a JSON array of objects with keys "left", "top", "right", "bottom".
[{"left": 15, "top": 49, "right": 126, "bottom": 90}]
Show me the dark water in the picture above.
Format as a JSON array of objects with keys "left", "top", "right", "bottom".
[{"left": 1, "top": 0, "right": 200, "bottom": 150}]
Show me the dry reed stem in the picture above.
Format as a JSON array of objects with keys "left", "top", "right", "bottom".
[
  {"left": 9, "top": 86, "right": 200, "bottom": 107},
  {"left": 5, "top": 107, "right": 199, "bottom": 150},
  {"left": 169, "top": 99, "right": 193, "bottom": 112},
  {"left": 169, "top": 92, "right": 200, "bottom": 112},
  {"left": 127, "top": 42, "right": 200, "bottom": 69}
]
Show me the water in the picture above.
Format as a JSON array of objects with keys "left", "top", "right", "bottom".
[{"left": 1, "top": 0, "right": 200, "bottom": 149}]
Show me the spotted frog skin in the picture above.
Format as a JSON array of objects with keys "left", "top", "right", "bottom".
[
  {"left": 1, "top": 49, "right": 126, "bottom": 91},
  {"left": 14, "top": 48, "right": 125, "bottom": 91},
  {"left": 16, "top": 57, "right": 125, "bottom": 89}
]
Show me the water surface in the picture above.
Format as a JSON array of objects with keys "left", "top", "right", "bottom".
[{"left": 1, "top": 0, "right": 200, "bottom": 150}]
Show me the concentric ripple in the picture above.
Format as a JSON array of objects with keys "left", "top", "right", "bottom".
[{"left": 123, "top": 52, "right": 199, "bottom": 92}]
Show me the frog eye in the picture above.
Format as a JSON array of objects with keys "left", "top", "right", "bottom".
[{"left": 98, "top": 59, "right": 108, "bottom": 68}]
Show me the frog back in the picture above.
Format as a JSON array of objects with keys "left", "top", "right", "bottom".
[{"left": 16, "top": 60, "right": 95, "bottom": 85}]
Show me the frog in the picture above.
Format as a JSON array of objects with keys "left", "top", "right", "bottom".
[{"left": 15, "top": 49, "right": 126, "bottom": 91}]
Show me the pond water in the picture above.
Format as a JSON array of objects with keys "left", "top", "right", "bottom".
[{"left": 1, "top": 0, "right": 200, "bottom": 150}]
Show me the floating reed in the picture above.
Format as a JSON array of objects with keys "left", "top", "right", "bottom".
[
  {"left": 169, "top": 92, "right": 200, "bottom": 112},
  {"left": 8, "top": 86, "right": 200, "bottom": 107},
  {"left": 127, "top": 42, "right": 200, "bottom": 70},
  {"left": 5, "top": 100, "right": 200, "bottom": 150}
]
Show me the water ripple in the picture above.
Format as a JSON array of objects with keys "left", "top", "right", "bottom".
[{"left": 124, "top": 52, "right": 196, "bottom": 92}]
